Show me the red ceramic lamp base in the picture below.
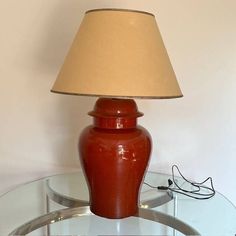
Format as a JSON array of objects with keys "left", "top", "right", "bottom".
[{"left": 79, "top": 98, "right": 152, "bottom": 219}]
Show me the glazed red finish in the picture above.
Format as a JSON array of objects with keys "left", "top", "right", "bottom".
[{"left": 79, "top": 98, "right": 152, "bottom": 219}]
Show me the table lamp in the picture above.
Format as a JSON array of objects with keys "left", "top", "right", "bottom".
[{"left": 51, "top": 9, "right": 182, "bottom": 219}]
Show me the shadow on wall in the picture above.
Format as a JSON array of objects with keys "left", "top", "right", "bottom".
[
  {"left": 36, "top": 0, "right": 87, "bottom": 73},
  {"left": 35, "top": 1, "right": 95, "bottom": 166},
  {"left": 49, "top": 95, "right": 96, "bottom": 167}
]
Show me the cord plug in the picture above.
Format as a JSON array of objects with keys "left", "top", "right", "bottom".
[{"left": 157, "top": 186, "right": 169, "bottom": 190}]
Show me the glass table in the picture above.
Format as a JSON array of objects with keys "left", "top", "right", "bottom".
[{"left": 0, "top": 171, "right": 235, "bottom": 235}]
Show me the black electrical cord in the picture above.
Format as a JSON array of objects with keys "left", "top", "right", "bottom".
[{"left": 144, "top": 165, "right": 215, "bottom": 200}]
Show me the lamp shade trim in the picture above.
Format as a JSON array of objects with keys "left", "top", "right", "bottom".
[
  {"left": 50, "top": 90, "right": 183, "bottom": 99},
  {"left": 86, "top": 8, "right": 155, "bottom": 17}
]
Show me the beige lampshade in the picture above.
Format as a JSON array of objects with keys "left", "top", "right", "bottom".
[{"left": 51, "top": 9, "right": 183, "bottom": 98}]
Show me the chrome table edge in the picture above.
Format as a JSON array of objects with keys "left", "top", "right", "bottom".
[
  {"left": 9, "top": 206, "right": 200, "bottom": 236},
  {"left": 45, "top": 179, "right": 173, "bottom": 209},
  {"left": 45, "top": 179, "right": 89, "bottom": 207}
]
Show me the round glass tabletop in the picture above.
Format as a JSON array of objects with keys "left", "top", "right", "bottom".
[{"left": 0, "top": 171, "right": 235, "bottom": 235}]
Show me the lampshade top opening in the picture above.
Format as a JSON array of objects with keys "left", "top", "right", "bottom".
[{"left": 86, "top": 8, "right": 155, "bottom": 17}]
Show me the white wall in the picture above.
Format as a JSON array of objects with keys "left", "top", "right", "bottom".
[{"left": 0, "top": 0, "right": 235, "bottom": 206}]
